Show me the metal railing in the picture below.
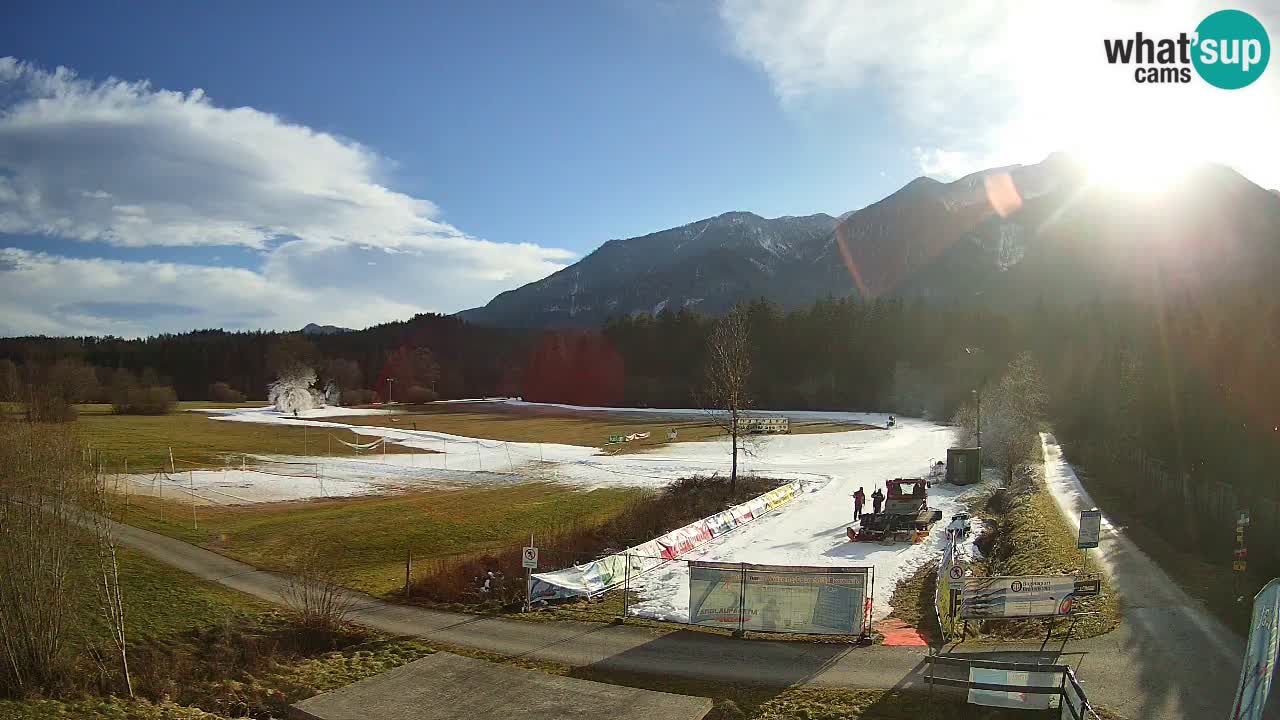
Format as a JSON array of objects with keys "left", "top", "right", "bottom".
[{"left": 923, "top": 655, "right": 1101, "bottom": 718}]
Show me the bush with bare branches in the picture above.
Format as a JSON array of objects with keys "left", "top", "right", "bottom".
[
  {"left": 283, "top": 546, "right": 355, "bottom": 634},
  {"left": 208, "top": 381, "right": 245, "bottom": 403},
  {"left": 0, "top": 421, "right": 91, "bottom": 696}
]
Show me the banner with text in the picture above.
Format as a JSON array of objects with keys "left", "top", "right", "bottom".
[
  {"left": 530, "top": 480, "right": 802, "bottom": 602},
  {"left": 689, "top": 561, "right": 871, "bottom": 635},
  {"left": 1231, "top": 578, "right": 1280, "bottom": 720},
  {"left": 960, "top": 575, "right": 1076, "bottom": 619}
]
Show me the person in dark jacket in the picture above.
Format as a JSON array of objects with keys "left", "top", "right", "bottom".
[
  {"left": 871, "top": 487, "right": 885, "bottom": 515},
  {"left": 853, "top": 487, "right": 866, "bottom": 521}
]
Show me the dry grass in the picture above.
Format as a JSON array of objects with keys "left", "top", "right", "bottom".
[
  {"left": 71, "top": 408, "right": 419, "bottom": 471},
  {"left": 410, "top": 476, "right": 783, "bottom": 604},
  {"left": 121, "top": 483, "right": 644, "bottom": 597},
  {"left": 328, "top": 402, "right": 867, "bottom": 452},
  {"left": 964, "top": 466, "right": 1121, "bottom": 641}
]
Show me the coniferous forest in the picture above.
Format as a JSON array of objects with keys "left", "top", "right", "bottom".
[{"left": 1, "top": 292, "right": 1278, "bottom": 577}]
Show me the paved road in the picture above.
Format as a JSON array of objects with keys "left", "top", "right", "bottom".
[
  {"left": 1040, "top": 433, "right": 1247, "bottom": 718},
  {"left": 113, "top": 437, "right": 1248, "bottom": 719}
]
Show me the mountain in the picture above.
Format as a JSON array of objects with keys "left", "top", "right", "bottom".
[
  {"left": 460, "top": 212, "right": 839, "bottom": 328},
  {"left": 301, "top": 323, "right": 352, "bottom": 335},
  {"left": 461, "top": 154, "right": 1280, "bottom": 328}
]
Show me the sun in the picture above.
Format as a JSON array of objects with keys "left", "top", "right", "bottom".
[{"left": 1081, "top": 143, "right": 1195, "bottom": 195}]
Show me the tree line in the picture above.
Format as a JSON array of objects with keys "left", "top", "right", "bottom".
[{"left": 2, "top": 293, "right": 1275, "bottom": 577}]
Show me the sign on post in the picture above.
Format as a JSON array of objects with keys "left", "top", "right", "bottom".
[
  {"left": 1077, "top": 509, "right": 1102, "bottom": 549},
  {"left": 522, "top": 546, "right": 539, "bottom": 569},
  {"left": 960, "top": 576, "right": 1076, "bottom": 619},
  {"left": 1073, "top": 578, "right": 1101, "bottom": 597}
]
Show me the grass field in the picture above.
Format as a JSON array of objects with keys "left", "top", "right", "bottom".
[
  {"left": 121, "top": 483, "right": 645, "bottom": 596},
  {"left": 331, "top": 404, "right": 866, "bottom": 453},
  {"left": 70, "top": 407, "right": 419, "bottom": 471},
  {"left": 106, "top": 548, "right": 271, "bottom": 640},
  {"left": 18, "top": 400, "right": 869, "bottom": 472}
]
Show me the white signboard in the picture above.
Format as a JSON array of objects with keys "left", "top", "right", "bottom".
[
  {"left": 1077, "top": 509, "right": 1102, "bottom": 549},
  {"left": 522, "top": 547, "right": 539, "bottom": 569},
  {"left": 961, "top": 576, "right": 1076, "bottom": 619},
  {"left": 968, "top": 667, "right": 1056, "bottom": 710}
]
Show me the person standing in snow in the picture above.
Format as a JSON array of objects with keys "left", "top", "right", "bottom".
[
  {"left": 871, "top": 487, "right": 885, "bottom": 515},
  {"left": 853, "top": 487, "right": 866, "bottom": 522}
]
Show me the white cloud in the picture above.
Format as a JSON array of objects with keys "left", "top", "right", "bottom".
[
  {"left": 0, "top": 57, "right": 575, "bottom": 335},
  {"left": 0, "top": 248, "right": 542, "bottom": 337},
  {"left": 721, "top": 0, "right": 1280, "bottom": 186}
]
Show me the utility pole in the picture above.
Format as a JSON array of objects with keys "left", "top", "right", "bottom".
[
  {"left": 973, "top": 388, "right": 982, "bottom": 449},
  {"left": 387, "top": 377, "right": 394, "bottom": 405}
]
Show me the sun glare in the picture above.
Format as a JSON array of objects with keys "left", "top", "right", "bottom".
[{"left": 1082, "top": 144, "right": 1194, "bottom": 195}]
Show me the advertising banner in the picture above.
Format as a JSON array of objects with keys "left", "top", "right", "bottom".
[
  {"left": 937, "top": 533, "right": 957, "bottom": 634},
  {"left": 967, "top": 668, "right": 1057, "bottom": 710},
  {"left": 707, "top": 510, "right": 736, "bottom": 535},
  {"left": 960, "top": 576, "right": 1076, "bottom": 619},
  {"left": 689, "top": 562, "right": 870, "bottom": 635},
  {"left": 532, "top": 480, "right": 801, "bottom": 601},
  {"left": 1230, "top": 578, "right": 1280, "bottom": 720},
  {"left": 745, "top": 565, "right": 868, "bottom": 635},
  {"left": 688, "top": 561, "right": 746, "bottom": 628}
]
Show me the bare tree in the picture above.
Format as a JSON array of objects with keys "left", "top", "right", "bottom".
[
  {"left": 703, "top": 305, "right": 752, "bottom": 493},
  {"left": 323, "top": 358, "right": 363, "bottom": 400},
  {"left": 92, "top": 513, "right": 132, "bottom": 698},
  {"left": 953, "top": 352, "right": 1046, "bottom": 485}
]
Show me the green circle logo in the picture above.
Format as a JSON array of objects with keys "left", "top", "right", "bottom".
[{"left": 1193, "top": 9, "right": 1270, "bottom": 89}]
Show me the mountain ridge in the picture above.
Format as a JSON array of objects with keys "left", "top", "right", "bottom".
[{"left": 460, "top": 155, "right": 1280, "bottom": 329}]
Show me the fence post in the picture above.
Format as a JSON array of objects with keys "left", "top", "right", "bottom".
[
  {"left": 405, "top": 548, "right": 413, "bottom": 598},
  {"left": 736, "top": 562, "right": 747, "bottom": 637},
  {"left": 190, "top": 471, "right": 197, "bottom": 531},
  {"left": 620, "top": 554, "right": 631, "bottom": 622}
]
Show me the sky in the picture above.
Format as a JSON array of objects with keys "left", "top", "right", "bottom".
[{"left": 1, "top": 0, "right": 1277, "bottom": 337}]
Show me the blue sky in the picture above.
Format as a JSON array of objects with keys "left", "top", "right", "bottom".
[{"left": 1, "top": 0, "right": 1277, "bottom": 336}]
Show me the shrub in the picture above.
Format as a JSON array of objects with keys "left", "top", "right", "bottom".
[
  {"left": 283, "top": 548, "right": 354, "bottom": 633},
  {"left": 399, "top": 385, "right": 437, "bottom": 404},
  {"left": 24, "top": 386, "right": 78, "bottom": 423},
  {"left": 208, "top": 382, "right": 245, "bottom": 403},
  {"left": 113, "top": 386, "right": 177, "bottom": 415},
  {"left": 340, "top": 389, "right": 375, "bottom": 406}
]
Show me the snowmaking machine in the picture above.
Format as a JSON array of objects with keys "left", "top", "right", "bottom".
[{"left": 848, "top": 478, "right": 943, "bottom": 544}]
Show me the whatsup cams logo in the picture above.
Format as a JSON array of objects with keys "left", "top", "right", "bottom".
[{"left": 1104, "top": 9, "right": 1270, "bottom": 88}]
